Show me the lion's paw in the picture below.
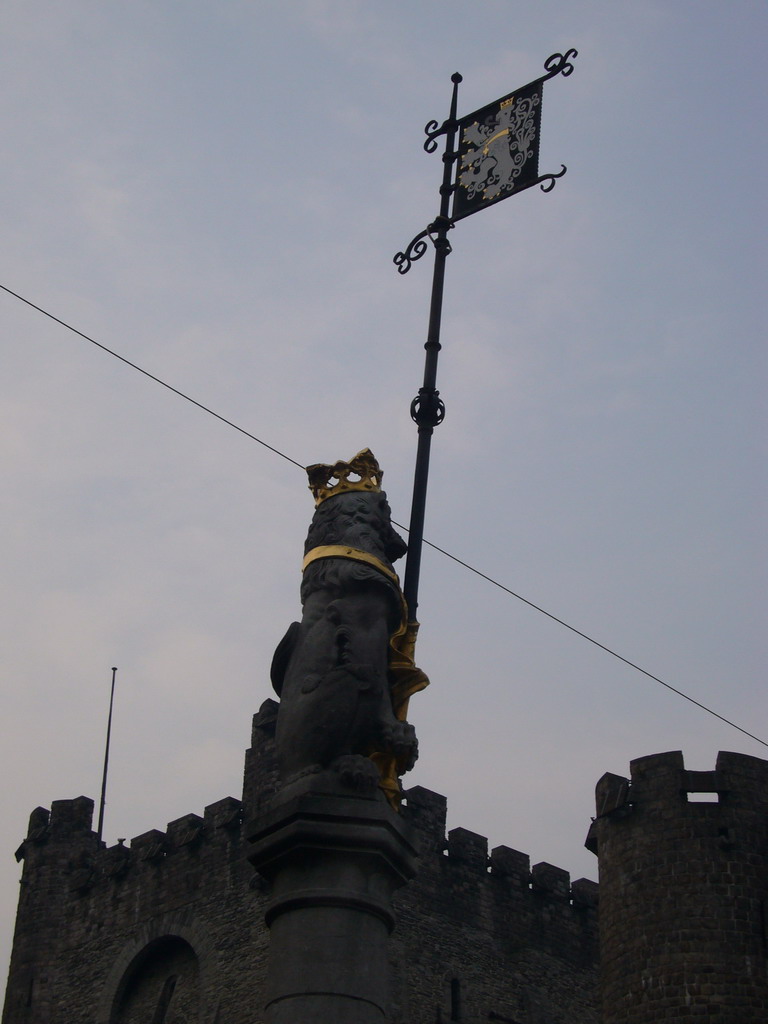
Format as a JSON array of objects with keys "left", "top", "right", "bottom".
[
  {"left": 333, "top": 754, "right": 380, "bottom": 793},
  {"left": 380, "top": 721, "right": 419, "bottom": 772}
]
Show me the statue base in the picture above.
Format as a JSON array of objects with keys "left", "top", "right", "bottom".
[{"left": 246, "top": 771, "right": 419, "bottom": 1023}]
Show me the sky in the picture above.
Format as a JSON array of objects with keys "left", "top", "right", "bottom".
[{"left": 1, "top": 0, "right": 766, "bottom": 986}]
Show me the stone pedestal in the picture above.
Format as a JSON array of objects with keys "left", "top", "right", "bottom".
[{"left": 247, "top": 773, "right": 418, "bottom": 1024}]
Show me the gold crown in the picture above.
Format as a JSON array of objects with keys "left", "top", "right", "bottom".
[{"left": 306, "top": 448, "right": 383, "bottom": 506}]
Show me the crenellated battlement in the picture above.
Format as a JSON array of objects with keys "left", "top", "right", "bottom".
[
  {"left": 586, "top": 749, "right": 768, "bottom": 856},
  {"left": 17, "top": 796, "right": 95, "bottom": 845},
  {"left": 12, "top": 706, "right": 598, "bottom": 936},
  {"left": 590, "top": 750, "right": 768, "bottom": 1024},
  {"left": 7, "top": 720, "right": 766, "bottom": 1024},
  {"left": 387, "top": 791, "right": 599, "bottom": 1021},
  {"left": 402, "top": 786, "right": 597, "bottom": 912},
  {"left": 14, "top": 783, "right": 596, "bottom": 917},
  {"left": 4, "top": 709, "right": 600, "bottom": 1024},
  {"left": 16, "top": 795, "right": 244, "bottom": 874}
]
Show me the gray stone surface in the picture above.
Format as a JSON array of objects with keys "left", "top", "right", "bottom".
[
  {"left": 270, "top": 457, "right": 418, "bottom": 789},
  {"left": 589, "top": 750, "right": 768, "bottom": 1023},
  {"left": 247, "top": 771, "right": 418, "bottom": 1023},
  {"left": 3, "top": 708, "right": 600, "bottom": 1024}
]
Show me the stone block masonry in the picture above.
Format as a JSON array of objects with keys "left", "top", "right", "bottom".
[
  {"left": 587, "top": 750, "right": 768, "bottom": 1024},
  {"left": 393, "top": 787, "right": 599, "bottom": 1024},
  {"left": 3, "top": 792, "right": 268, "bottom": 1024},
  {"left": 6, "top": 701, "right": 763, "bottom": 1023},
  {"left": 3, "top": 701, "right": 599, "bottom": 1024}
]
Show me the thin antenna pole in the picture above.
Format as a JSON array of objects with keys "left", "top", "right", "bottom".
[
  {"left": 402, "top": 73, "right": 462, "bottom": 623},
  {"left": 97, "top": 666, "right": 117, "bottom": 844}
]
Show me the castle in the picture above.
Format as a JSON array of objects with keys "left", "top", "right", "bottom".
[{"left": 3, "top": 692, "right": 767, "bottom": 1022}]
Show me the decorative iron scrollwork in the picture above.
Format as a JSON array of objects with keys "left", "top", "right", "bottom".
[
  {"left": 394, "top": 219, "right": 453, "bottom": 275},
  {"left": 394, "top": 227, "right": 431, "bottom": 275},
  {"left": 423, "top": 119, "right": 445, "bottom": 154},
  {"left": 543, "top": 48, "right": 578, "bottom": 80},
  {"left": 538, "top": 164, "right": 567, "bottom": 192},
  {"left": 423, "top": 73, "right": 463, "bottom": 153}
]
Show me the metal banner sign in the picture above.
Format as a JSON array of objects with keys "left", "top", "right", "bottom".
[
  {"left": 394, "top": 50, "right": 576, "bottom": 275},
  {"left": 394, "top": 50, "right": 576, "bottom": 624},
  {"left": 453, "top": 79, "right": 543, "bottom": 221}
]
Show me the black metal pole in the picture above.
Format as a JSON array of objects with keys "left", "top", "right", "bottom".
[
  {"left": 97, "top": 666, "right": 117, "bottom": 844},
  {"left": 399, "top": 52, "right": 575, "bottom": 622},
  {"left": 402, "top": 73, "right": 462, "bottom": 622}
]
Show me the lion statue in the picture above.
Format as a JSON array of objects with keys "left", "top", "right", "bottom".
[{"left": 270, "top": 450, "right": 427, "bottom": 804}]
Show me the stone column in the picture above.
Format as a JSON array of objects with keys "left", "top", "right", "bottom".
[{"left": 247, "top": 773, "right": 418, "bottom": 1024}]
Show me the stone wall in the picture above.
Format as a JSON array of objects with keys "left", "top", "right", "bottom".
[
  {"left": 2, "top": 792, "right": 268, "bottom": 1024},
  {"left": 588, "top": 750, "right": 768, "bottom": 1023},
  {"left": 3, "top": 701, "right": 599, "bottom": 1024},
  {"left": 392, "top": 786, "right": 599, "bottom": 1023}
]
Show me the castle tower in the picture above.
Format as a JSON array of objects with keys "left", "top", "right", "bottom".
[
  {"left": 587, "top": 750, "right": 768, "bottom": 1022},
  {"left": 3, "top": 798, "right": 98, "bottom": 1022}
]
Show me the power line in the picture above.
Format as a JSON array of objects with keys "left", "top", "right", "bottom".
[
  {"left": 407, "top": 532, "right": 768, "bottom": 750},
  {"left": 3, "top": 281, "right": 765, "bottom": 750},
  {"left": 0, "top": 283, "right": 304, "bottom": 471}
]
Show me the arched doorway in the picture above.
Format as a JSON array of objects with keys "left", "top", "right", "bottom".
[{"left": 111, "top": 936, "right": 200, "bottom": 1023}]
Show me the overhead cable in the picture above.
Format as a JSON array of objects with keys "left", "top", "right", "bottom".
[
  {"left": 2, "top": 281, "right": 765, "bottom": 750},
  {"left": 0, "top": 283, "right": 304, "bottom": 471}
]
